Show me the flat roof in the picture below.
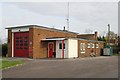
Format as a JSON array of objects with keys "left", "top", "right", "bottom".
[
  {"left": 78, "top": 34, "right": 94, "bottom": 36},
  {"left": 5, "top": 25, "right": 78, "bottom": 34},
  {"left": 41, "top": 38, "right": 66, "bottom": 41},
  {"left": 41, "top": 37, "right": 104, "bottom": 43}
]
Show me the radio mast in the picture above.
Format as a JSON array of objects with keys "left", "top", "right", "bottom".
[{"left": 67, "top": 2, "right": 69, "bottom": 31}]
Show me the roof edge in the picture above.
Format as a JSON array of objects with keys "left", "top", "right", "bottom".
[{"left": 5, "top": 25, "right": 78, "bottom": 34}]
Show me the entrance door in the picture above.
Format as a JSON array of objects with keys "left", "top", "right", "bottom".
[
  {"left": 14, "top": 32, "right": 29, "bottom": 57},
  {"left": 48, "top": 42, "right": 54, "bottom": 58}
]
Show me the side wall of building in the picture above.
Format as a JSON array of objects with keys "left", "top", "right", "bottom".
[
  {"left": 78, "top": 40, "right": 104, "bottom": 57},
  {"left": 8, "top": 29, "right": 12, "bottom": 57},
  {"left": 28, "top": 28, "right": 34, "bottom": 58}
]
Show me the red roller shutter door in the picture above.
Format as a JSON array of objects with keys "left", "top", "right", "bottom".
[{"left": 14, "top": 32, "right": 29, "bottom": 57}]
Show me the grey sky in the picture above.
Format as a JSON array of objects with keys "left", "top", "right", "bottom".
[{"left": 0, "top": 1, "right": 118, "bottom": 43}]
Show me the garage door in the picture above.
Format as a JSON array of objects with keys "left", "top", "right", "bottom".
[{"left": 14, "top": 32, "right": 29, "bottom": 57}]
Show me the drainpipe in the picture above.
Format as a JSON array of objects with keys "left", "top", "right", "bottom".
[
  {"left": 62, "top": 40, "right": 64, "bottom": 59},
  {"left": 95, "top": 43, "right": 96, "bottom": 56}
]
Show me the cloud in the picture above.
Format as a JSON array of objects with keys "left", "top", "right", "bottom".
[{"left": 1, "top": 2, "right": 118, "bottom": 43}]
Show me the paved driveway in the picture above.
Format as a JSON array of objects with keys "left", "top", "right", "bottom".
[{"left": 2, "top": 56, "right": 118, "bottom": 78}]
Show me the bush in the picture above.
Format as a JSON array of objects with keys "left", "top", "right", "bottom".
[{"left": 2, "top": 43, "right": 8, "bottom": 57}]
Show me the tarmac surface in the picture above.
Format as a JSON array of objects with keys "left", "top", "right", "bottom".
[{"left": 2, "top": 56, "right": 118, "bottom": 78}]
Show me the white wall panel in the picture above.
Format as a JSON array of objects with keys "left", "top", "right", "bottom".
[
  {"left": 68, "top": 39, "right": 78, "bottom": 58},
  {"left": 12, "top": 27, "right": 29, "bottom": 32}
]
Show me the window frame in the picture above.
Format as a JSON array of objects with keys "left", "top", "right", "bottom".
[
  {"left": 87, "top": 43, "right": 91, "bottom": 48},
  {"left": 96, "top": 43, "right": 99, "bottom": 48},
  {"left": 92, "top": 43, "right": 95, "bottom": 48},
  {"left": 59, "top": 43, "right": 65, "bottom": 49},
  {"left": 80, "top": 43, "right": 85, "bottom": 53}
]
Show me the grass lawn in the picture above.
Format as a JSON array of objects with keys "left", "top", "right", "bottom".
[{"left": 0, "top": 60, "right": 24, "bottom": 69}]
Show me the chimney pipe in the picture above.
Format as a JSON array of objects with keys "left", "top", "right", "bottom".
[
  {"left": 95, "top": 32, "right": 98, "bottom": 40},
  {"left": 63, "top": 26, "right": 65, "bottom": 31}
]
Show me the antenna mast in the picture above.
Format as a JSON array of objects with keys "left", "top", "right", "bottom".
[{"left": 67, "top": 2, "right": 69, "bottom": 31}]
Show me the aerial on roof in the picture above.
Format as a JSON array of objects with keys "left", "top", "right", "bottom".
[{"left": 5, "top": 25, "right": 78, "bottom": 34}]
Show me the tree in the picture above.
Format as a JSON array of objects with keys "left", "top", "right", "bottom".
[
  {"left": 97, "top": 36, "right": 106, "bottom": 41},
  {"left": 107, "top": 31, "right": 117, "bottom": 39},
  {"left": 0, "top": 39, "right": 2, "bottom": 56},
  {"left": 2, "top": 43, "right": 8, "bottom": 57}
]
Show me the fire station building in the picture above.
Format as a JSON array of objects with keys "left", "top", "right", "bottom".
[{"left": 6, "top": 25, "right": 104, "bottom": 59}]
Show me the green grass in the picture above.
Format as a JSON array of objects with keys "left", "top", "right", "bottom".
[{"left": 0, "top": 60, "right": 24, "bottom": 69}]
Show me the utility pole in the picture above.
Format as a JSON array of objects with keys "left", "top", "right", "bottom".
[{"left": 108, "top": 24, "right": 110, "bottom": 46}]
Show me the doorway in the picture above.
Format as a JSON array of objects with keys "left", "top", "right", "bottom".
[{"left": 48, "top": 42, "right": 54, "bottom": 58}]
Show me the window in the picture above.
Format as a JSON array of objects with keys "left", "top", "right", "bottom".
[
  {"left": 20, "top": 44, "right": 23, "bottom": 46},
  {"left": 16, "top": 40, "right": 19, "bottom": 42},
  {"left": 24, "top": 44, "right": 28, "bottom": 46},
  {"left": 96, "top": 44, "right": 99, "bottom": 48},
  {"left": 16, "top": 44, "right": 19, "bottom": 46},
  {"left": 92, "top": 43, "right": 94, "bottom": 48},
  {"left": 20, "top": 40, "right": 23, "bottom": 42},
  {"left": 80, "top": 43, "right": 85, "bottom": 53},
  {"left": 59, "top": 43, "right": 62, "bottom": 49},
  {"left": 59, "top": 43, "right": 65, "bottom": 49},
  {"left": 24, "top": 40, "right": 28, "bottom": 42},
  {"left": 87, "top": 43, "right": 90, "bottom": 48}
]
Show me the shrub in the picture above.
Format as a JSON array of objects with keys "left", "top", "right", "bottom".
[{"left": 2, "top": 43, "right": 8, "bottom": 57}]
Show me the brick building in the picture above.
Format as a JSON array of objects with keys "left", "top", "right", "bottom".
[
  {"left": 6, "top": 25, "right": 104, "bottom": 59},
  {"left": 77, "top": 32, "right": 98, "bottom": 40}
]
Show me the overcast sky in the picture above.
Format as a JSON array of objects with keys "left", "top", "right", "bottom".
[{"left": 0, "top": 0, "right": 118, "bottom": 43}]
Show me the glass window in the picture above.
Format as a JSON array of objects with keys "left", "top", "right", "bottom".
[
  {"left": 59, "top": 43, "right": 62, "bottom": 49},
  {"left": 20, "top": 40, "right": 23, "bottom": 42},
  {"left": 87, "top": 43, "right": 90, "bottom": 48},
  {"left": 16, "top": 40, "right": 19, "bottom": 42},
  {"left": 16, "top": 44, "right": 19, "bottom": 46},
  {"left": 92, "top": 43, "right": 94, "bottom": 48},
  {"left": 96, "top": 44, "right": 99, "bottom": 48},
  {"left": 59, "top": 43, "right": 65, "bottom": 49},
  {"left": 24, "top": 44, "right": 28, "bottom": 46},
  {"left": 80, "top": 43, "right": 85, "bottom": 53},
  {"left": 24, "top": 40, "right": 28, "bottom": 42},
  {"left": 20, "top": 44, "right": 23, "bottom": 46},
  {"left": 24, "top": 36, "right": 28, "bottom": 39}
]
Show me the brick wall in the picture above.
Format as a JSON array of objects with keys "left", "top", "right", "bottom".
[
  {"left": 8, "top": 29, "right": 12, "bottom": 57},
  {"left": 28, "top": 28, "right": 33, "bottom": 58},
  {"left": 77, "top": 35, "right": 95, "bottom": 40},
  {"left": 32, "top": 28, "right": 77, "bottom": 58},
  {"left": 77, "top": 32, "right": 98, "bottom": 40},
  {"left": 78, "top": 40, "right": 104, "bottom": 57}
]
